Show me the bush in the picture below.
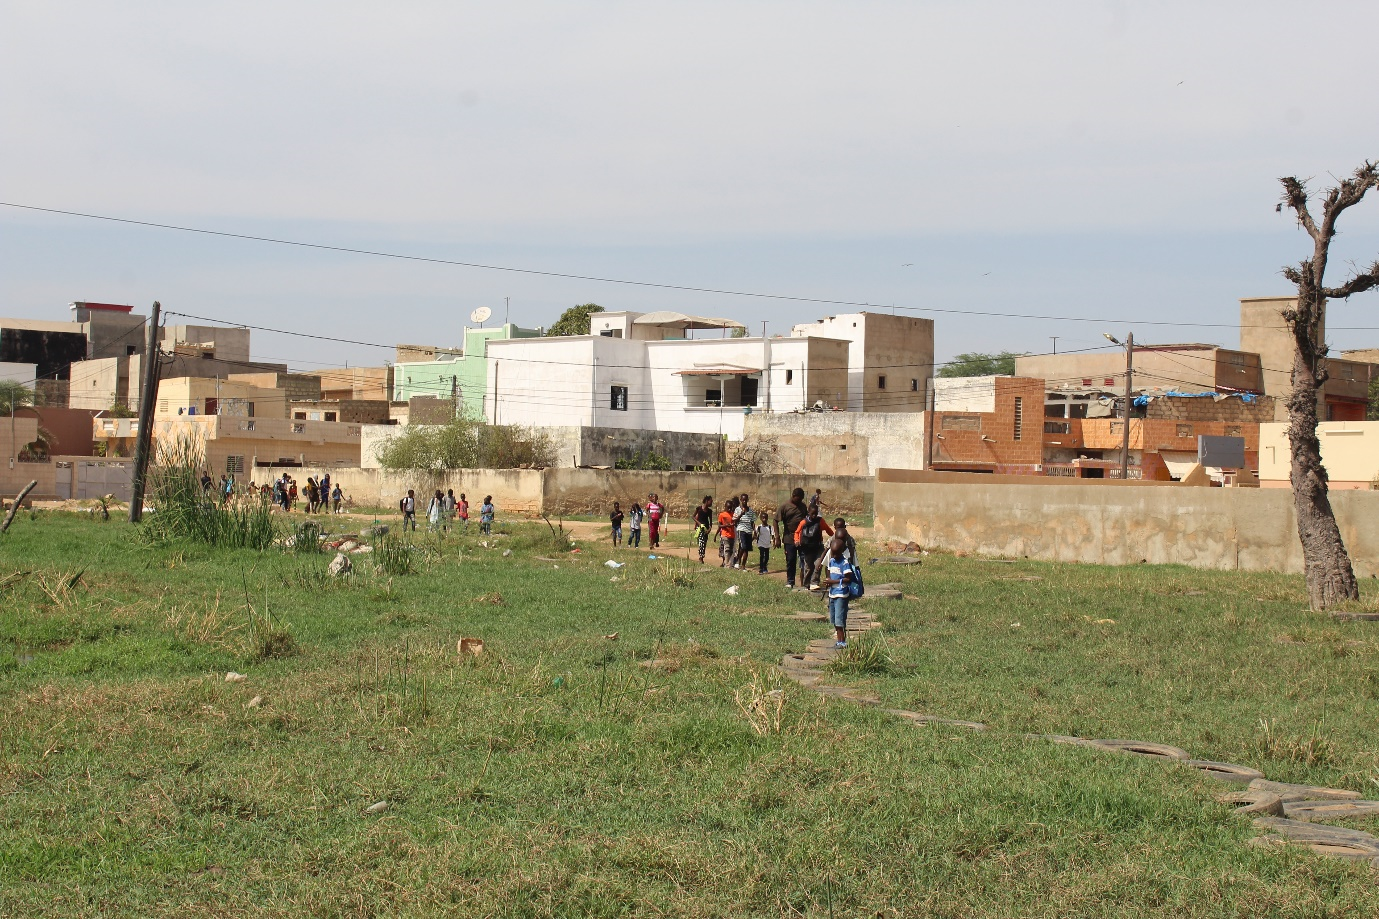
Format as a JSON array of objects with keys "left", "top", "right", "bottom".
[
  {"left": 614, "top": 450, "right": 671, "bottom": 471},
  {"left": 376, "top": 418, "right": 556, "bottom": 471}
]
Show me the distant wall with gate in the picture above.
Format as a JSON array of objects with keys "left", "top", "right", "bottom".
[{"left": 874, "top": 469, "right": 1379, "bottom": 576}]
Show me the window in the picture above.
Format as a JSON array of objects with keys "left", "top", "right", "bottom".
[
  {"left": 1044, "top": 421, "right": 1071, "bottom": 435},
  {"left": 1104, "top": 377, "right": 1114, "bottom": 386},
  {"left": 325, "top": 411, "right": 338, "bottom": 422},
  {"left": 741, "top": 377, "right": 759, "bottom": 407},
  {"left": 877, "top": 375, "right": 887, "bottom": 390},
  {"left": 599, "top": 329, "right": 622, "bottom": 338},
  {"left": 294, "top": 411, "right": 307, "bottom": 420},
  {"left": 785, "top": 369, "right": 793, "bottom": 385},
  {"left": 226, "top": 455, "right": 245, "bottom": 474},
  {"left": 200, "top": 352, "right": 213, "bottom": 360},
  {"left": 1081, "top": 379, "right": 1092, "bottom": 387},
  {"left": 1176, "top": 424, "right": 1192, "bottom": 437},
  {"left": 705, "top": 389, "right": 722, "bottom": 407},
  {"left": 1225, "top": 425, "right": 1241, "bottom": 437},
  {"left": 245, "top": 421, "right": 256, "bottom": 431},
  {"left": 610, "top": 385, "right": 628, "bottom": 411},
  {"left": 838, "top": 444, "right": 847, "bottom": 451},
  {"left": 126, "top": 345, "right": 137, "bottom": 356},
  {"left": 1013, "top": 397, "right": 1024, "bottom": 441},
  {"left": 910, "top": 379, "right": 918, "bottom": 392},
  {"left": 292, "top": 423, "right": 305, "bottom": 434},
  {"left": 158, "top": 400, "right": 168, "bottom": 413}
]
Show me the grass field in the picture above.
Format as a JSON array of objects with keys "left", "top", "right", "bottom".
[{"left": 2, "top": 509, "right": 1378, "bottom": 917}]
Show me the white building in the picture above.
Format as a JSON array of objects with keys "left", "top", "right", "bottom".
[
  {"left": 485, "top": 311, "right": 850, "bottom": 441},
  {"left": 789, "top": 312, "right": 934, "bottom": 413}
]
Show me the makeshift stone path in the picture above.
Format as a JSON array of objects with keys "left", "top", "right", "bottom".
[{"left": 779, "top": 607, "right": 1379, "bottom": 871}]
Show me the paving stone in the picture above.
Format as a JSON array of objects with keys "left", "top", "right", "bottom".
[
  {"left": 1089, "top": 739, "right": 1190, "bottom": 761},
  {"left": 886, "top": 709, "right": 987, "bottom": 731},
  {"left": 1248, "top": 779, "right": 1362, "bottom": 803},
  {"left": 1282, "top": 800, "right": 1379, "bottom": 823}
]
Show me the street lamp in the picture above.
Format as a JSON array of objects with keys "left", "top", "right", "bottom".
[{"left": 1103, "top": 332, "right": 1134, "bottom": 480}]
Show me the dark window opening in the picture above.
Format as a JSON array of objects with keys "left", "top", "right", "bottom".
[
  {"left": 127, "top": 345, "right": 137, "bottom": 356},
  {"left": 785, "top": 369, "right": 793, "bottom": 385},
  {"left": 910, "top": 379, "right": 918, "bottom": 392},
  {"left": 877, "top": 375, "right": 887, "bottom": 390},
  {"left": 610, "top": 385, "right": 629, "bottom": 411},
  {"left": 740, "top": 377, "right": 759, "bottom": 407}
]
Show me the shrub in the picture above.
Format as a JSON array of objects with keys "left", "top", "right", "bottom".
[{"left": 143, "top": 435, "right": 277, "bottom": 550}]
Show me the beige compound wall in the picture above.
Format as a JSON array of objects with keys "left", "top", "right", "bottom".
[
  {"left": 299, "top": 466, "right": 873, "bottom": 520},
  {"left": 874, "top": 471, "right": 1379, "bottom": 576}
]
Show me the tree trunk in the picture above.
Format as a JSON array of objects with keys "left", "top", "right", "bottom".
[{"left": 1285, "top": 298, "right": 1359, "bottom": 610}]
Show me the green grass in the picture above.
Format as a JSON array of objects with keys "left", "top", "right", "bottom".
[{"left": 1, "top": 512, "right": 1377, "bottom": 917}]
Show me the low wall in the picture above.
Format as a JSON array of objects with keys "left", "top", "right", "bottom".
[
  {"left": 296, "top": 465, "right": 874, "bottom": 521},
  {"left": 299, "top": 467, "right": 545, "bottom": 515},
  {"left": 874, "top": 472, "right": 1379, "bottom": 576},
  {"left": 540, "top": 469, "right": 873, "bottom": 518},
  {"left": 745, "top": 411, "right": 927, "bottom": 477}
]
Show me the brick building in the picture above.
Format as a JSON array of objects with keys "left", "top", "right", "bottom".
[{"left": 926, "top": 376, "right": 1045, "bottom": 472}]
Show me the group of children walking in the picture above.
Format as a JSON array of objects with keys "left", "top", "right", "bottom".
[
  {"left": 399, "top": 489, "right": 494, "bottom": 535},
  {"left": 609, "top": 488, "right": 863, "bottom": 649}
]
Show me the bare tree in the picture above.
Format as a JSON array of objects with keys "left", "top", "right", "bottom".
[{"left": 1278, "top": 161, "right": 1379, "bottom": 610}]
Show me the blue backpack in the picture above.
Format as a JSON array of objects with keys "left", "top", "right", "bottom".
[{"left": 846, "top": 562, "right": 865, "bottom": 598}]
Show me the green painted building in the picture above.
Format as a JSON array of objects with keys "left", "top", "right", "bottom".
[{"left": 391, "top": 324, "right": 542, "bottom": 419}]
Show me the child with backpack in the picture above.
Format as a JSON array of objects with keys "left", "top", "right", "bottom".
[
  {"left": 825, "top": 536, "right": 859, "bottom": 649},
  {"left": 793, "top": 505, "right": 833, "bottom": 591}
]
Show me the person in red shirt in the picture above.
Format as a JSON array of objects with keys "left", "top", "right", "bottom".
[
  {"left": 717, "top": 497, "right": 737, "bottom": 567},
  {"left": 646, "top": 493, "right": 664, "bottom": 548},
  {"left": 793, "top": 505, "right": 834, "bottom": 591}
]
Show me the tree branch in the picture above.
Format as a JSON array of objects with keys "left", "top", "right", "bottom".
[
  {"left": 1319, "top": 161, "right": 1379, "bottom": 241},
  {"left": 1322, "top": 260, "right": 1379, "bottom": 299},
  {"left": 1279, "top": 176, "right": 1319, "bottom": 240}
]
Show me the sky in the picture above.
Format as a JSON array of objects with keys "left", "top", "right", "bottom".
[{"left": 3, "top": 1, "right": 1379, "bottom": 372}]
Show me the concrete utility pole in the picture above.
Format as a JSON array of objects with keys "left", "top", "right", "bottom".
[
  {"left": 1104, "top": 331, "right": 1134, "bottom": 480},
  {"left": 128, "top": 301, "right": 162, "bottom": 523}
]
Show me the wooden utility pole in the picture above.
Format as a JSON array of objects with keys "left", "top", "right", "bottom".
[
  {"left": 1121, "top": 333, "right": 1134, "bottom": 481},
  {"left": 128, "top": 301, "right": 162, "bottom": 523}
]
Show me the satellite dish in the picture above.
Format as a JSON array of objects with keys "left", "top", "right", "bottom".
[{"left": 470, "top": 306, "right": 492, "bottom": 325}]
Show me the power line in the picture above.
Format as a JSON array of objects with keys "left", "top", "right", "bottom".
[{"left": 8, "top": 201, "right": 1379, "bottom": 330}]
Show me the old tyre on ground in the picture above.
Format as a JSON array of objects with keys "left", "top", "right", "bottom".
[
  {"left": 1217, "top": 788, "right": 1284, "bottom": 817},
  {"left": 1028, "top": 734, "right": 1107, "bottom": 750},
  {"left": 1089, "top": 739, "right": 1190, "bottom": 761},
  {"left": 1184, "top": 759, "right": 1266, "bottom": 783}
]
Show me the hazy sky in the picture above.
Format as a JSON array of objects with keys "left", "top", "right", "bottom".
[{"left": 3, "top": 1, "right": 1378, "bottom": 370}]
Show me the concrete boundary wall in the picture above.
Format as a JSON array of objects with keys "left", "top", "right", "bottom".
[
  {"left": 300, "top": 466, "right": 873, "bottom": 519},
  {"left": 874, "top": 471, "right": 1379, "bottom": 576}
]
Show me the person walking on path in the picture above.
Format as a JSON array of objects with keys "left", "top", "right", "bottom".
[
  {"left": 457, "top": 493, "right": 470, "bottom": 530},
  {"left": 444, "top": 489, "right": 457, "bottom": 531},
  {"left": 692, "top": 495, "right": 713, "bottom": 564},
  {"left": 794, "top": 504, "right": 834, "bottom": 591},
  {"left": 825, "top": 537, "right": 855, "bottom": 649},
  {"left": 401, "top": 489, "right": 417, "bottom": 532},
  {"left": 833, "top": 517, "right": 858, "bottom": 565},
  {"left": 627, "top": 502, "right": 644, "bottom": 548},
  {"left": 755, "top": 512, "right": 777, "bottom": 575},
  {"left": 427, "top": 489, "right": 445, "bottom": 533},
  {"left": 480, "top": 496, "right": 495, "bottom": 535},
  {"left": 732, "top": 493, "right": 757, "bottom": 570},
  {"left": 610, "top": 501, "right": 625, "bottom": 547},
  {"left": 717, "top": 498, "right": 737, "bottom": 567},
  {"left": 331, "top": 482, "right": 343, "bottom": 514},
  {"left": 646, "top": 494, "right": 664, "bottom": 548},
  {"left": 777, "top": 488, "right": 808, "bottom": 589}
]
